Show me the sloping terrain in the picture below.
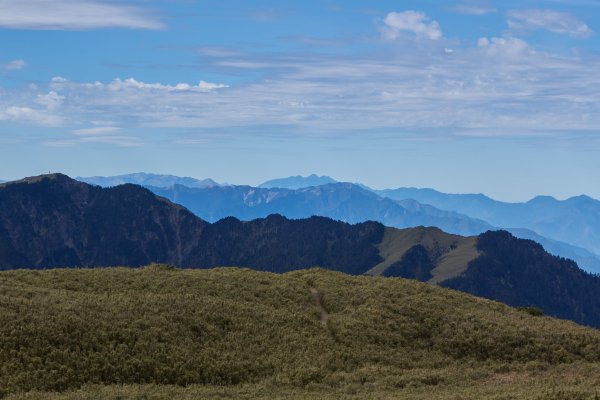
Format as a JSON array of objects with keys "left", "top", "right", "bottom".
[
  {"left": 1, "top": 267, "right": 600, "bottom": 399},
  {"left": 366, "top": 226, "right": 478, "bottom": 279},
  {"left": 2, "top": 174, "right": 600, "bottom": 328}
]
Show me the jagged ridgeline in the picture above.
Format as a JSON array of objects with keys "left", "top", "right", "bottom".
[
  {"left": 1, "top": 174, "right": 600, "bottom": 330},
  {"left": 1, "top": 267, "right": 600, "bottom": 399}
]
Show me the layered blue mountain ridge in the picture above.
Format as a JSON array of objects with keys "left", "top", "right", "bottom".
[
  {"left": 78, "top": 173, "right": 600, "bottom": 274},
  {"left": 78, "top": 173, "right": 220, "bottom": 189}
]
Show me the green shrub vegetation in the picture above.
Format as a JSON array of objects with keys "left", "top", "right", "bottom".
[
  {"left": 518, "top": 306, "right": 545, "bottom": 317},
  {"left": 1, "top": 265, "right": 600, "bottom": 399}
]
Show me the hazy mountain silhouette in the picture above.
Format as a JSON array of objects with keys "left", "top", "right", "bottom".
[
  {"left": 253, "top": 176, "right": 600, "bottom": 272},
  {"left": 78, "top": 173, "right": 221, "bottom": 189},
  {"left": 147, "top": 182, "right": 600, "bottom": 274},
  {"left": 378, "top": 187, "right": 600, "bottom": 257},
  {"left": 259, "top": 174, "right": 337, "bottom": 189},
  {"left": 149, "top": 182, "right": 493, "bottom": 237}
]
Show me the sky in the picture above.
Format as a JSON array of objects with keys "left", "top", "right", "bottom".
[{"left": 1, "top": 0, "right": 600, "bottom": 201}]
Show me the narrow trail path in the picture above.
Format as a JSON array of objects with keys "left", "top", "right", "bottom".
[{"left": 310, "top": 288, "right": 330, "bottom": 332}]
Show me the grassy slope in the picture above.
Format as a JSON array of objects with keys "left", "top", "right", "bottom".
[
  {"left": 1, "top": 266, "right": 600, "bottom": 399},
  {"left": 429, "top": 236, "right": 479, "bottom": 284},
  {"left": 368, "top": 227, "right": 479, "bottom": 282}
]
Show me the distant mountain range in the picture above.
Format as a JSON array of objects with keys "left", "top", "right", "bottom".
[
  {"left": 77, "top": 174, "right": 595, "bottom": 274},
  {"left": 259, "top": 174, "right": 337, "bottom": 189},
  {"left": 78, "top": 172, "right": 221, "bottom": 189},
  {"left": 2, "top": 174, "right": 600, "bottom": 328},
  {"left": 71, "top": 173, "right": 600, "bottom": 273},
  {"left": 258, "top": 175, "right": 600, "bottom": 272},
  {"left": 148, "top": 183, "right": 493, "bottom": 236},
  {"left": 376, "top": 187, "right": 600, "bottom": 258}
]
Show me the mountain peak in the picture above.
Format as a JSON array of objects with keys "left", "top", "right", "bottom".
[
  {"left": 0, "top": 173, "right": 77, "bottom": 187},
  {"left": 528, "top": 195, "right": 558, "bottom": 204},
  {"left": 258, "top": 174, "right": 338, "bottom": 189},
  {"left": 565, "top": 194, "right": 596, "bottom": 204}
]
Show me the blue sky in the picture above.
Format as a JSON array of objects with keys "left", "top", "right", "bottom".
[{"left": 1, "top": 0, "right": 600, "bottom": 201}]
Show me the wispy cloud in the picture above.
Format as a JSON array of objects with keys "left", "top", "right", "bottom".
[
  {"left": 381, "top": 11, "right": 442, "bottom": 40},
  {"left": 0, "top": 106, "right": 62, "bottom": 126},
  {"left": 0, "top": 86, "right": 64, "bottom": 125},
  {"left": 78, "top": 135, "right": 142, "bottom": 147},
  {"left": 249, "top": 9, "right": 283, "bottom": 22},
  {"left": 70, "top": 126, "right": 142, "bottom": 146},
  {"left": 35, "top": 91, "right": 65, "bottom": 110},
  {"left": 0, "top": 59, "right": 26, "bottom": 71},
  {"left": 0, "top": 0, "right": 164, "bottom": 30},
  {"left": 453, "top": 4, "right": 497, "bottom": 15},
  {"left": 477, "top": 36, "right": 532, "bottom": 60},
  {"left": 72, "top": 126, "right": 121, "bottom": 136},
  {"left": 507, "top": 9, "right": 593, "bottom": 38},
  {"left": 51, "top": 77, "right": 228, "bottom": 92},
  {"left": 3, "top": 9, "right": 600, "bottom": 144},
  {"left": 43, "top": 125, "right": 141, "bottom": 147}
]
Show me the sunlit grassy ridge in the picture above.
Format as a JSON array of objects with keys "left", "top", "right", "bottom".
[{"left": 1, "top": 266, "right": 600, "bottom": 399}]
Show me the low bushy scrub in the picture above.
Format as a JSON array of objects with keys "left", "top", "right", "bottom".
[{"left": 1, "top": 266, "right": 600, "bottom": 398}]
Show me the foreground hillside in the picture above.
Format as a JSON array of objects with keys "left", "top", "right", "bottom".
[{"left": 1, "top": 267, "right": 600, "bottom": 399}]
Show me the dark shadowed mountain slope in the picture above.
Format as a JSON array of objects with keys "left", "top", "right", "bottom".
[
  {"left": 0, "top": 175, "right": 384, "bottom": 273},
  {"left": 0, "top": 174, "right": 207, "bottom": 268},
  {"left": 258, "top": 174, "right": 337, "bottom": 189},
  {"left": 78, "top": 172, "right": 220, "bottom": 189},
  {"left": 188, "top": 214, "right": 384, "bottom": 274},
  {"left": 149, "top": 183, "right": 493, "bottom": 237},
  {"left": 505, "top": 228, "right": 600, "bottom": 274}
]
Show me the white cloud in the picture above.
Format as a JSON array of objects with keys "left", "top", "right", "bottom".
[
  {"left": 106, "top": 78, "right": 228, "bottom": 92},
  {"left": 477, "top": 36, "right": 531, "bottom": 60},
  {"left": 507, "top": 9, "right": 593, "bottom": 38},
  {"left": 0, "top": 59, "right": 26, "bottom": 71},
  {"left": 0, "top": 0, "right": 163, "bottom": 30},
  {"left": 43, "top": 140, "right": 76, "bottom": 147},
  {"left": 382, "top": 11, "right": 442, "bottom": 40},
  {"left": 70, "top": 126, "right": 141, "bottom": 146},
  {"left": 72, "top": 126, "right": 121, "bottom": 136},
  {"left": 0, "top": 106, "right": 62, "bottom": 125},
  {"left": 35, "top": 91, "right": 65, "bottom": 110},
  {"left": 51, "top": 77, "right": 228, "bottom": 92},
  {"left": 453, "top": 4, "right": 497, "bottom": 15},
  {"left": 78, "top": 135, "right": 142, "bottom": 147}
]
